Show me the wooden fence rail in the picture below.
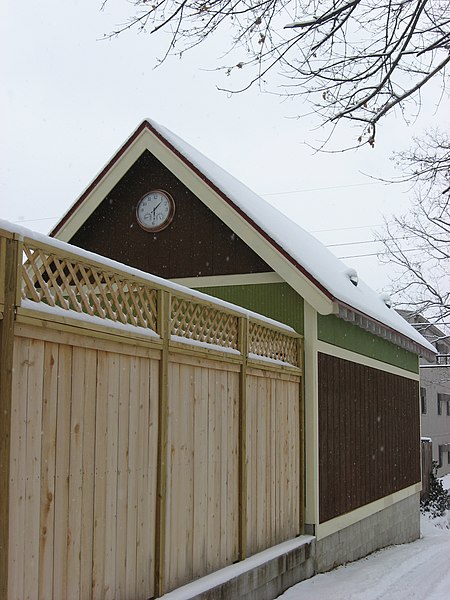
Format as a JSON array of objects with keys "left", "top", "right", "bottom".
[{"left": 0, "top": 224, "right": 304, "bottom": 600}]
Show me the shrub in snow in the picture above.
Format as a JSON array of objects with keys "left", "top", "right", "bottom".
[{"left": 421, "top": 461, "right": 450, "bottom": 518}]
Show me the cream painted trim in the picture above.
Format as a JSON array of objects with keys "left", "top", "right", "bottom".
[
  {"left": 54, "top": 127, "right": 334, "bottom": 316},
  {"left": 316, "top": 483, "right": 421, "bottom": 540},
  {"left": 170, "top": 272, "right": 283, "bottom": 288},
  {"left": 303, "top": 302, "right": 319, "bottom": 527},
  {"left": 317, "top": 340, "right": 420, "bottom": 381},
  {"left": 55, "top": 129, "right": 152, "bottom": 242}
]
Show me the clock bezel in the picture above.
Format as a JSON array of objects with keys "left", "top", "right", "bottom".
[{"left": 136, "top": 189, "right": 176, "bottom": 233}]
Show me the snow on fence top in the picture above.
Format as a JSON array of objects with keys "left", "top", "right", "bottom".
[{"left": 0, "top": 220, "right": 301, "bottom": 368}]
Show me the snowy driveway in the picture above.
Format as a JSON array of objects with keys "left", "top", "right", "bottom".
[{"left": 280, "top": 513, "right": 450, "bottom": 600}]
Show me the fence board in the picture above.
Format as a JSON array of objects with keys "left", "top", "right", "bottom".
[
  {"left": 136, "top": 357, "right": 150, "bottom": 600},
  {"left": 145, "top": 358, "right": 159, "bottom": 597},
  {"left": 6, "top": 329, "right": 302, "bottom": 600},
  {"left": 2, "top": 227, "right": 303, "bottom": 599},
  {"left": 9, "top": 338, "right": 30, "bottom": 600},
  {"left": 104, "top": 354, "right": 120, "bottom": 600},
  {"left": 125, "top": 356, "right": 140, "bottom": 599},
  {"left": 92, "top": 351, "right": 108, "bottom": 600},
  {"left": 115, "top": 354, "right": 130, "bottom": 600},
  {"left": 246, "top": 373, "right": 302, "bottom": 556},
  {"left": 192, "top": 367, "right": 208, "bottom": 579},
  {"left": 38, "top": 342, "right": 59, "bottom": 600},
  {"left": 53, "top": 344, "right": 72, "bottom": 600},
  {"left": 80, "top": 348, "right": 97, "bottom": 600},
  {"left": 67, "top": 346, "right": 86, "bottom": 600}
]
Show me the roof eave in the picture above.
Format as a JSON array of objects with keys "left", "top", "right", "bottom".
[
  {"left": 337, "top": 301, "right": 436, "bottom": 360},
  {"left": 50, "top": 120, "right": 150, "bottom": 239},
  {"left": 50, "top": 119, "right": 430, "bottom": 355}
]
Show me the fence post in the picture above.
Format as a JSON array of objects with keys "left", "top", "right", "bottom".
[
  {"left": 238, "top": 315, "right": 249, "bottom": 560},
  {"left": 155, "top": 289, "right": 170, "bottom": 596},
  {"left": 0, "top": 233, "right": 21, "bottom": 599},
  {"left": 297, "top": 336, "right": 305, "bottom": 533}
]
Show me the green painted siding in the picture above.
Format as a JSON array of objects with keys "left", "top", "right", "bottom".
[
  {"left": 195, "top": 282, "right": 304, "bottom": 334},
  {"left": 317, "top": 314, "right": 419, "bottom": 373}
]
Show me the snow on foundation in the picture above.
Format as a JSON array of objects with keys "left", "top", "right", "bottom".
[{"left": 158, "top": 535, "right": 314, "bottom": 600}]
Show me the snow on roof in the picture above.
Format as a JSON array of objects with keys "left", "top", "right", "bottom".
[{"left": 147, "top": 119, "right": 435, "bottom": 355}]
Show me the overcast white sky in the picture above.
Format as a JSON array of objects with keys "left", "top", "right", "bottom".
[{"left": 1, "top": 1, "right": 448, "bottom": 292}]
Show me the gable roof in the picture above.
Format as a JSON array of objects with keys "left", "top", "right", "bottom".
[{"left": 50, "top": 119, "right": 435, "bottom": 358}]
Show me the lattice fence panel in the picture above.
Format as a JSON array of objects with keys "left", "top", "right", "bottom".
[
  {"left": 21, "top": 243, "right": 158, "bottom": 332},
  {"left": 171, "top": 296, "right": 239, "bottom": 350},
  {"left": 249, "top": 322, "right": 299, "bottom": 367}
]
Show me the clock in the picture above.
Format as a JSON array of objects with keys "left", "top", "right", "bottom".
[{"left": 136, "top": 190, "right": 175, "bottom": 232}]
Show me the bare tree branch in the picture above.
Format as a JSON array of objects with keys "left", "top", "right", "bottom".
[
  {"left": 379, "top": 130, "right": 450, "bottom": 331},
  {"left": 104, "top": 0, "right": 450, "bottom": 144}
]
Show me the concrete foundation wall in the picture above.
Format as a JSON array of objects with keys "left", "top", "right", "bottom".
[
  {"left": 315, "top": 493, "right": 421, "bottom": 572},
  {"left": 159, "top": 537, "right": 316, "bottom": 600},
  {"left": 161, "top": 493, "right": 420, "bottom": 600}
]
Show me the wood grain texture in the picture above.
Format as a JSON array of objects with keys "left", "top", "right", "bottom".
[
  {"left": 245, "top": 372, "right": 302, "bottom": 557},
  {"left": 69, "top": 150, "right": 271, "bottom": 279},
  {"left": 5, "top": 309, "right": 302, "bottom": 599}
]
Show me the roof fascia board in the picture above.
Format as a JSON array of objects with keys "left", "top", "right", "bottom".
[
  {"left": 142, "top": 130, "right": 335, "bottom": 314},
  {"left": 337, "top": 301, "right": 435, "bottom": 360},
  {"left": 53, "top": 129, "right": 151, "bottom": 242},
  {"left": 54, "top": 125, "right": 335, "bottom": 315},
  {"left": 170, "top": 272, "right": 284, "bottom": 288}
]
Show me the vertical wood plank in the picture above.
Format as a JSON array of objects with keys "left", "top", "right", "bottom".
[
  {"left": 104, "top": 353, "right": 120, "bottom": 600},
  {"left": 207, "top": 368, "right": 220, "bottom": 573},
  {"left": 192, "top": 366, "right": 208, "bottom": 579},
  {"left": 155, "top": 290, "right": 170, "bottom": 596},
  {"left": 8, "top": 337, "right": 29, "bottom": 600},
  {"left": 270, "top": 379, "right": 277, "bottom": 546},
  {"left": 238, "top": 316, "right": 248, "bottom": 560},
  {"left": 256, "top": 375, "right": 265, "bottom": 551},
  {"left": 183, "top": 364, "right": 194, "bottom": 585},
  {"left": 220, "top": 369, "right": 228, "bottom": 565},
  {"left": 246, "top": 375, "right": 257, "bottom": 556},
  {"left": 53, "top": 344, "right": 72, "bottom": 600},
  {"left": 66, "top": 346, "right": 86, "bottom": 600},
  {"left": 163, "top": 361, "right": 176, "bottom": 592},
  {"left": 145, "top": 358, "right": 159, "bottom": 597},
  {"left": 80, "top": 348, "right": 97, "bottom": 600},
  {"left": 227, "top": 371, "right": 239, "bottom": 563},
  {"left": 125, "top": 356, "right": 139, "bottom": 599},
  {"left": 92, "top": 350, "right": 108, "bottom": 600},
  {"left": 115, "top": 354, "right": 130, "bottom": 600},
  {"left": 136, "top": 357, "right": 150, "bottom": 600},
  {"left": 38, "top": 342, "right": 59, "bottom": 600},
  {"left": 1, "top": 236, "right": 21, "bottom": 600}
]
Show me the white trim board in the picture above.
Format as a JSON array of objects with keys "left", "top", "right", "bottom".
[
  {"left": 316, "top": 483, "right": 421, "bottom": 540},
  {"left": 170, "top": 272, "right": 283, "bottom": 288},
  {"left": 303, "top": 302, "right": 320, "bottom": 527},
  {"left": 317, "top": 340, "right": 420, "bottom": 381},
  {"left": 53, "top": 125, "right": 334, "bottom": 315}
]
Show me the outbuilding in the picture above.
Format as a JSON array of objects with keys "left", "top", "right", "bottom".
[{"left": 50, "top": 119, "right": 435, "bottom": 596}]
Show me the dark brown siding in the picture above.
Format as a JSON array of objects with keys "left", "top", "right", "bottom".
[
  {"left": 70, "top": 150, "right": 271, "bottom": 279},
  {"left": 318, "top": 353, "right": 420, "bottom": 523}
]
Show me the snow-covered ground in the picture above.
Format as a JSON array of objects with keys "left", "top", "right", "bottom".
[{"left": 280, "top": 475, "right": 450, "bottom": 600}]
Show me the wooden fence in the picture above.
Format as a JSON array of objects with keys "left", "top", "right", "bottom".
[{"left": 0, "top": 224, "right": 303, "bottom": 599}]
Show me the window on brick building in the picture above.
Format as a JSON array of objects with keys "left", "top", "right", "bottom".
[{"left": 420, "top": 387, "right": 427, "bottom": 415}]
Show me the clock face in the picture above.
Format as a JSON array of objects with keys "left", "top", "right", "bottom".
[{"left": 136, "top": 190, "right": 175, "bottom": 232}]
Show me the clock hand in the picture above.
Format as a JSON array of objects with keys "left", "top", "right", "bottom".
[{"left": 152, "top": 201, "right": 162, "bottom": 216}]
